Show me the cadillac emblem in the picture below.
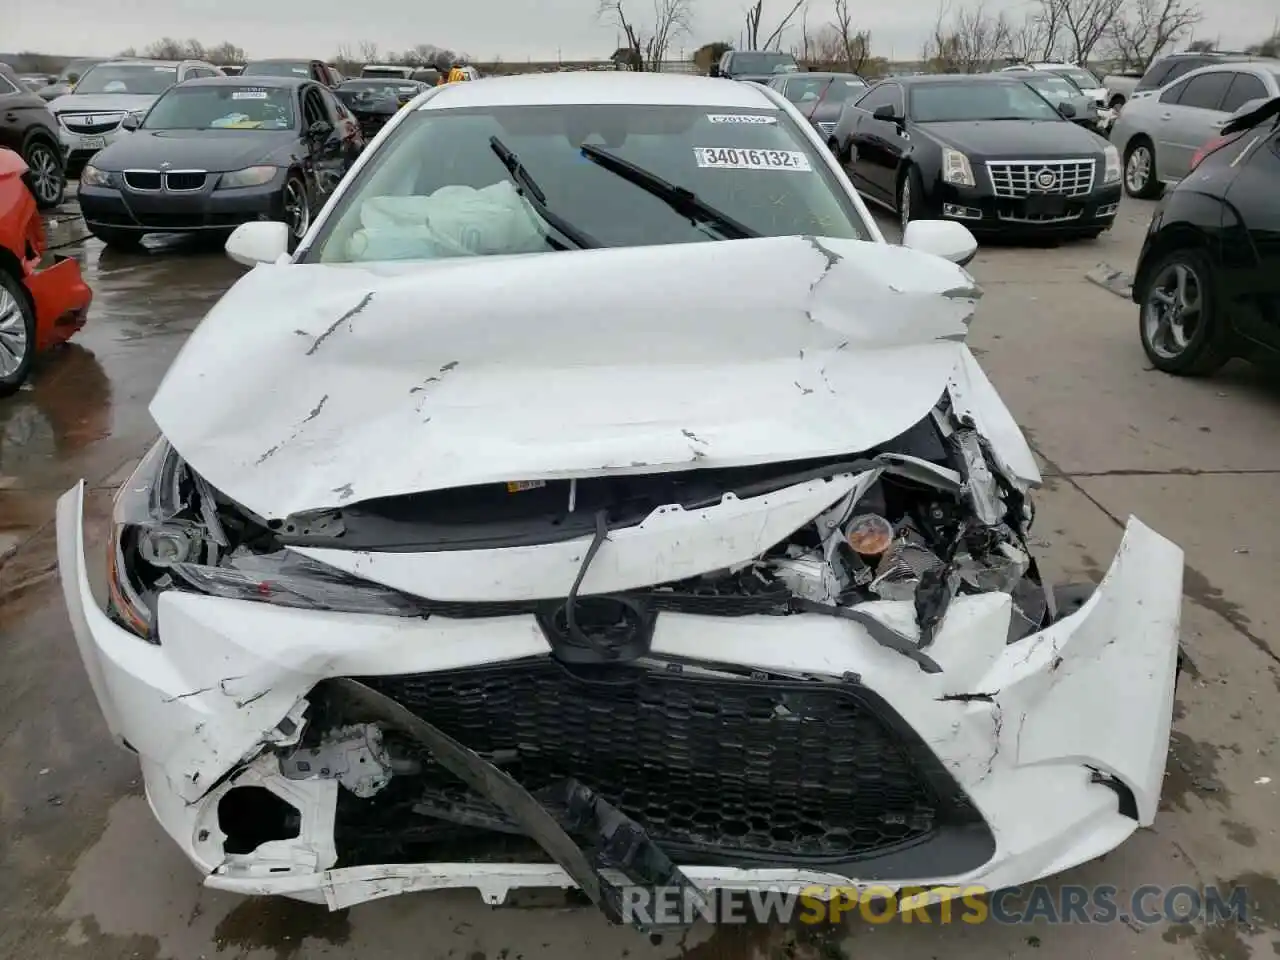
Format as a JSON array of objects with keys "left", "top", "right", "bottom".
[{"left": 1035, "top": 167, "right": 1057, "bottom": 189}]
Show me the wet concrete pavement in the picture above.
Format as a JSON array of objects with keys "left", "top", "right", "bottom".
[{"left": 1, "top": 195, "right": 1278, "bottom": 960}]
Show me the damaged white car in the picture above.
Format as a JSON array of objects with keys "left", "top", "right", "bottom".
[{"left": 57, "top": 72, "right": 1183, "bottom": 927}]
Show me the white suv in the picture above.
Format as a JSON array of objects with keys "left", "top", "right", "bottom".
[{"left": 47, "top": 58, "right": 222, "bottom": 170}]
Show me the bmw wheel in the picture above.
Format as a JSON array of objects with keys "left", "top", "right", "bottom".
[{"left": 282, "top": 175, "right": 311, "bottom": 252}]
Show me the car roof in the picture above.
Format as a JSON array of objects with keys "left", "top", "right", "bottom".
[
  {"left": 422, "top": 71, "right": 781, "bottom": 108},
  {"left": 889, "top": 73, "right": 1028, "bottom": 86},
  {"left": 179, "top": 75, "right": 309, "bottom": 89},
  {"left": 788, "top": 72, "right": 864, "bottom": 80},
  {"left": 1173, "top": 60, "right": 1280, "bottom": 80},
  {"left": 97, "top": 58, "right": 186, "bottom": 67},
  {"left": 245, "top": 58, "right": 317, "bottom": 63}
]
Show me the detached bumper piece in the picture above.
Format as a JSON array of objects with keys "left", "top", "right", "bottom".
[
  {"left": 333, "top": 679, "right": 702, "bottom": 932},
  {"left": 330, "top": 657, "right": 993, "bottom": 902}
]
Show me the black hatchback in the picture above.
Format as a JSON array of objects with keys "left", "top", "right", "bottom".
[{"left": 1132, "top": 96, "right": 1280, "bottom": 375}]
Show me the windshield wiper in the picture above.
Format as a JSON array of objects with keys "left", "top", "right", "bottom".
[
  {"left": 578, "top": 143, "right": 760, "bottom": 241},
  {"left": 488, "top": 136, "right": 601, "bottom": 250}
]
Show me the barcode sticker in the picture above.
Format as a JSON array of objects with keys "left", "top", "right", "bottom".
[
  {"left": 693, "top": 146, "right": 811, "bottom": 171},
  {"left": 707, "top": 114, "right": 778, "bottom": 124}
]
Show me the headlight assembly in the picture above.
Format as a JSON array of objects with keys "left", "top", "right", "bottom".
[
  {"left": 79, "top": 164, "right": 113, "bottom": 188},
  {"left": 941, "top": 148, "right": 975, "bottom": 187},
  {"left": 217, "top": 165, "right": 279, "bottom": 189},
  {"left": 1103, "top": 144, "right": 1121, "bottom": 184},
  {"left": 107, "top": 438, "right": 428, "bottom": 641}
]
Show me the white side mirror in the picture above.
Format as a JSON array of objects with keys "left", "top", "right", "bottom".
[
  {"left": 901, "top": 219, "right": 978, "bottom": 267},
  {"left": 225, "top": 221, "right": 290, "bottom": 267}
]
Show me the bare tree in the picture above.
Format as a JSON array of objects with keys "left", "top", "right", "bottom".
[
  {"left": 829, "top": 0, "right": 872, "bottom": 71},
  {"left": 744, "top": 0, "right": 807, "bottom": 51},
  {"left": 1185, "top": 37, "right": 1215, "bottom": 51},
  {"left": 922, "top": 2, "right": 1012, "bottom": 72},
  {"left": 143, "top": 37, "right": 187, "bottom": 59},
  {"left": 206, "top": 42, "right": 245, "bottom": 65},
  {"left": 598, "top": 0, "right": 693, "bottom": 71},
  {"left": 1004, "top": 13, "right": 1054, "bottom": 60},
  {"left": 1057, "top": 0, "right": 1125, "bottom": 63},
  {"left": 358, "top": 40, "right": 380, "bottom": 63},
  {"left": 1105, "top": 0, "right": 1202, "bottom": 71}
]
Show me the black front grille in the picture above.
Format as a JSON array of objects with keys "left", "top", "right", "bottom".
[
  {"left": 165, "top": 172, "right": 207, "bottom": 191},
  {"left": 123, "top": 171, "right": 161, "bottom": 191},
  {"left": 355, "top": 657, "right": 983, "bottom": 865}
]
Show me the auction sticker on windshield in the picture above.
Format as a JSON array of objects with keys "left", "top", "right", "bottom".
[
  {"left": 694, "top": 147, "right": 812, "bottom": 171},
  {"left": 707, "top": 114, "right": 777, "bottom": 124},
  {"left": 232, "top": 90, "right": 269, "bottom": 99}
]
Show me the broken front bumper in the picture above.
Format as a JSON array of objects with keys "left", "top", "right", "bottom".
[{"left": 57, "top": 480, "right": 1183, "bottom": 912}]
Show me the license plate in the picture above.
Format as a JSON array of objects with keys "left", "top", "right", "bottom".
[
  {"left": 79, "top": 136, "right": 106, "bottom": 150},
  {"left": 1024, "top": 194, "right": 1066, "bottom": 216}
]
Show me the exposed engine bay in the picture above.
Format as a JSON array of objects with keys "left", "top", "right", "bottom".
[{"left": 112, "top": 397, "right": 1052, "bottom": 664}]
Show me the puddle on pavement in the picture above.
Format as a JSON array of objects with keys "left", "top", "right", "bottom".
[
  {"left": 1161, "top": 872, "right": 1280, "bottom": 960},
  {"left": 214, "top": 898, "right": 351, "bottom": 959},
  {"left": 0, "top": 237, "right": 244, "bottom": 491},
  {"left": 1162, "top": 731, "right": 1229, "bottom": 812}
]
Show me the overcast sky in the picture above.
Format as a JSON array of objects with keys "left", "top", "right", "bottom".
[{"left": 8, "top": 0, "right": 1277, "bottom": 63}]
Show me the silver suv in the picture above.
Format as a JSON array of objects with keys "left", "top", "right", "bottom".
[{"left": 46, "top": 59, "right": 222, "bottom": 170}]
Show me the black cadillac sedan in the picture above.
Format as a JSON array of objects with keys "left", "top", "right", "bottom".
[
  {"left": 766, "top": 72, "right": 866, "bottom": 140},
  {"left": 334, "top": 79, "right": 430, "bottom": 140},
  {"left": 77, "top": 76, "right": 363, "bottom": 250},
  {"left": 1132, "top": 95, "right": 1280, "bottom": 376},
  {"left": 830, "top": 73, "right": 1122, "bottom": 239}
]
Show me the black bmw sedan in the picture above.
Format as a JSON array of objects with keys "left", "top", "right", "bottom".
[
  {"left": 830, "top": 74, "right": 1122, "bottom": 239},
  {"left": 1132, "top": 95, "right": 1280, "bottom": 376},
  {"left": 77, "top": 76, "right": 364, "bottom": 250}
]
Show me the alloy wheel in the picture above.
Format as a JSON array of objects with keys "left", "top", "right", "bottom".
[
  {"left": 0, "top": 284, "right": 29, "bottom": 379},
  {"left": 1142, "top": 261, "right": 1201, "bottom": 360},
  {"left": 1125, "top": 146, "right": 1151, "bottom": 194},
  {"left": 283, "top": 180, "right": 311, "bottom": 240},
  {"left": 26, "top": 143, "right": 62, "bottom": 207}
]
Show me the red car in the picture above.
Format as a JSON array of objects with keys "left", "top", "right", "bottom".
[{"left": 0, "top": 147, "right": 92, "bottom": 396}]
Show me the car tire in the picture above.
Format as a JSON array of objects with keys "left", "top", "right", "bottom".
[
  {"left": 23, "top": 139, "right": 65, "bottom": 210},
  {"left": 897, "top": 165, "right": 924, "bottom": 235},
  {"left": 90, "top": 227, "right": 143, "bottom": 250},
  {"left": 1123, "top": 138, "right": 1160, "bottom": 199},
  {"left": 0, "top": 270, "right": 36, "bottom": 398},
  {"left": 1137, "top": 247, "right": 1231, "bottom": 376},
  {"left": 282, "top": 174, "right": 311, "bottom": 253}
]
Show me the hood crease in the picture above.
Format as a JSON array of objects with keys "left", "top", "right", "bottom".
[{"left": 152, "top": 235, "right": 982, "bottom": 518}]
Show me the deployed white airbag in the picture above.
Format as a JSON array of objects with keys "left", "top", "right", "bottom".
[{"left": 346, "top": 182, "right": 549, "bottom": 260}]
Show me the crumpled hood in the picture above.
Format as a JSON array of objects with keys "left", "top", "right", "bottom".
[{"left": 153, "top": 236, "right": 987, "bottom": 519}]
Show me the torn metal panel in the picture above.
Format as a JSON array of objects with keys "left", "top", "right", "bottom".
[
  {"left": 150, "top": 235, "right": 981, "bottom": 519},
  {"left": 58, "top": 473, "right": 1183, "bottom": 918}
]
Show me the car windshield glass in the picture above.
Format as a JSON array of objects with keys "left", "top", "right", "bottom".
[
  {"left": 732, "top": 53, "right": 797, "bottom": 73},
  {"left": 783, "top": 76, "right": 865, "bottom": 104},
  {"left": 340, "top": 80, "right": 423, "bottom": 97},
  {"left": 910, "top": 81, "right": 1061, "bottom": 121},
  {"left": 58, "top": 60, "right": 98, "bottom": 84},
  {"left": 304, "top": 103, "right": 870, "bottom": 264},
  {"left": 243, "top": 62, "right": 311, "bottom": 78},
  {"left": 74, "top": 64, "right": 178, "bottom": 95},
  {"left": 1053, "top": 67, "right": 1100, "bottom": 88},
  {"left": 142, "top": 85, "right": 296, "bottom": 130},
  {"left": 1025, "top": 75, "right": 1079, "bottom": 102}
]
